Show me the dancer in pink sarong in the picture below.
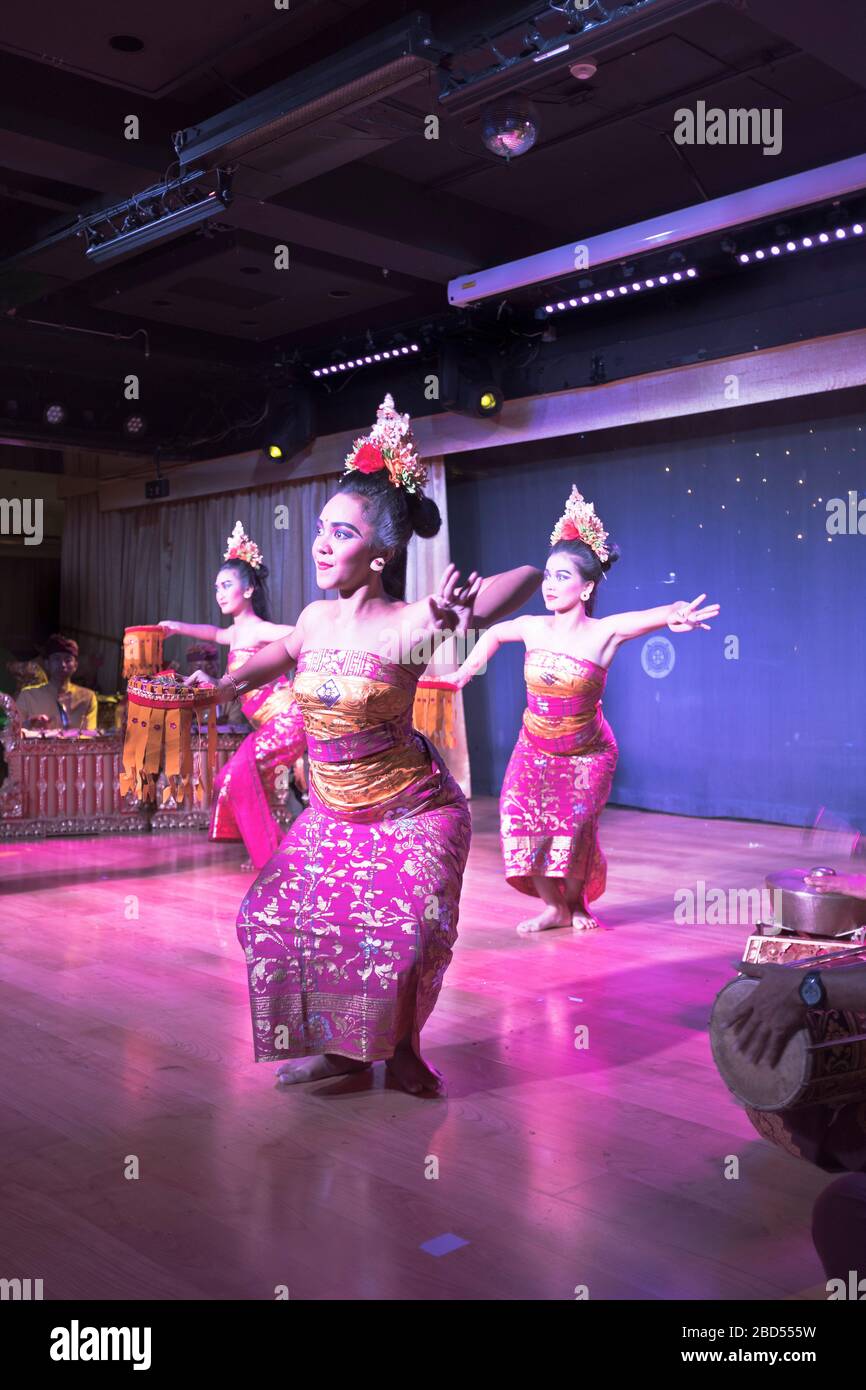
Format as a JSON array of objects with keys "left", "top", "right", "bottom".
[
  {"left": 186, "top": 395, "right": 541, "bottom": 1094},
  {"left": 161, "top": 521, "right": 306, "bottom": 869},
  {"left": 453, "top": 485, "right": 719, "bottom": 934}
]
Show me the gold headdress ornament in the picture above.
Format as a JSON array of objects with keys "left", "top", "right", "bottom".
[
  {"left": 343, "top": 393, "right": 428, "bottom": 494},
  {"left": 549, "top": 485, "right": 610, "bottom": 563},
  {"left": 224, "top": 520, "right": 263, "bottom": 570}
]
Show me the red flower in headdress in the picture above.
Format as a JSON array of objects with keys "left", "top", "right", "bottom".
[
  {"left": 352, "top": 443, "right": 385, "bottom": 474},
  {"left": 559, "top": 520, "right": 581, "bottom": 541}
]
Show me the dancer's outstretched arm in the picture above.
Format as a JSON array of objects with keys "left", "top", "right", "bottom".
[
  {"left": 159, "top": 620, "right": 231, "bottom": 644},
  {"left": 451, "top": 618, "right": 527, "bottom": 689},
  {"left": 473, "top": 566, "right": 542, "bottom": 626},
  {"left": 186, "top": 610, "right": 309, "bottom": 695},
  {"left": 396, "top": 563, "right": 539, "bottom": 655},
  {"left": 161, "top": 618, "right": 294, "bottom": 642},
  {"left": 597, "top": 593, "right": 720, "bottom": 659}
]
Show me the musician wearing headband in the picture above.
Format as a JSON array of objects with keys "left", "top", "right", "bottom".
[
  {"left": 160, "top": 522, "right": 307, "bottom": 869},
  {"left": 15, "top": 634, "right": 98, "bottom": 732},
  {"left": 187, "top": 393, "right": 540, "bottom": 1094},
  {"left": 452, "top": 485, "right": 720, "bottom": 934}
]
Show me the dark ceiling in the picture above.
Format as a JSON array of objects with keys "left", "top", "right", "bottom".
[{"left": 0, "top": 0, "right": 865, "bottom": 463}]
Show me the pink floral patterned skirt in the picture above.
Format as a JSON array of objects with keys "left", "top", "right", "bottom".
[{"left": 500, "top": 720, "right": 618, "bottom": 900}]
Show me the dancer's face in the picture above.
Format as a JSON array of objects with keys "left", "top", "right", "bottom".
[
  {"left": 214, "top": 567, "right": 250, "bottom": 617},
  {"left": 542, "top": 553, "right": 593, "bottom": 612},
  {"left": 313, "top": 493, "right": 383, "bottom": 590}
]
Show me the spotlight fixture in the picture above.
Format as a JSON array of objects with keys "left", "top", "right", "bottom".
[
  {"left": 538, "top": 267, "right": 699, "bottom": 317},
  {"left": 265, "top": 386, "right": 315, "bottom": 461},
  {"left": 44, "top": 402, "right": 67, "bottom": 426},
  {"left": 439, "top": 343, "right": 503, "bottom": 418},
  {"left": 124, "top": 413, "right": 147, "bottom": 437},
  {"left": 735, "top": 220, "right": 864, "bottom": 265},
  {"left": 311, "top": 343, "right": 420, "bottom": 377}
]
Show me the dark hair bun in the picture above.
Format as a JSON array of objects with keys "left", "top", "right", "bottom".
[
  {"left": 408, "top": 491, "right": 441, "bottom": 540},
  {"left": 601, "top": 543, "right": 621, "bottom": 573}
]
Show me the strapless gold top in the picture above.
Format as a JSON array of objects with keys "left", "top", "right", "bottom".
[
  {"left": 293, "top": 648, "right": 429, "bottom": 814},
  {"left": 522, "top": 648, "right": 606, "bottom": 747}
]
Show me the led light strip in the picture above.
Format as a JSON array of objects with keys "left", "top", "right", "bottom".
[
  {"left": 542, "top": 268, "right": 699, "bottom": 315},
  {"left": 312, "top": 344, "right": 420, "bottom": 377},
  {"left": 737, "top": 222, "right": 864, "bottom": 264}
]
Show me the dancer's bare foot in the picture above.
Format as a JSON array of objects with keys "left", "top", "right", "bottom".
[
  {"left": 571, "top": 907, "right": 600, "bottom": 931},
  {"left": 385, "top": 1042, "right": 445, "bottom": 1096},
  {"left": 516, "top": 904, "right": 572, "bottom": 934},
  {"left": 276, "top": 1053, "right": 371, "bottom": 1085}
]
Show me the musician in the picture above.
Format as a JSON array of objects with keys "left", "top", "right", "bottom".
[
  {"left": 729, "top": 881, "right": 866, "bottom": 1285},
  {"left": 14, "top": 634, "right": 98, "bottom": 732}
]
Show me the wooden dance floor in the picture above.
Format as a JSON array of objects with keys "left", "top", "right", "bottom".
[{"left": 0, "top": 801, "right": 834, "bottom": 1301}]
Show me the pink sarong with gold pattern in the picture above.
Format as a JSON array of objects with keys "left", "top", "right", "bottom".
[
  {"left": 500, "top": 649, "right": 618, "bottom": 900},
  {"left": 236, "top": 648, "right": 471, "bottom": 1064},
  {"left": 209, "top": 644, "right": 306, "bottom": 869}
]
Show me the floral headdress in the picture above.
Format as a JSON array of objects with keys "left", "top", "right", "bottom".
[
  {"left": 343, "top": 393, "right": 428, "bottom": 495},
  {"left": 224, "top": 520, "right": 263, "bottom": 570},
  {"left": 549, "top": 485, "right": 610, "bottom": 563}
]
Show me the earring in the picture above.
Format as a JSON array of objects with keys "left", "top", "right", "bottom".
[{"left": 371, "top": 559, "right": 384, "bottom": 573}]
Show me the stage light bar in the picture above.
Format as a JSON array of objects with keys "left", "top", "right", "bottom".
[
  {"left": 450, "top": 153, "right": 866, "bottom": 306},
  {"left": 85, "top": 189, "right": 230, "bottom": 265},
  {"left": 736, "top": 221, "right": 864, "bottom": 265},
  {"left": 312, "top": 344, "right": 420, "bottom": 377},
  {"left": 540, "top": 267, "right": 699, "bottom": 316}
]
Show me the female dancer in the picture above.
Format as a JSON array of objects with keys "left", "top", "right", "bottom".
[
  {"left": 160, "top": 522, "right": 307, "bottom": 869},
  {"left": 187, "top": 394, "right": 541, "bottom": 1093},
  {"left": 453, "top": 485, "right": 720, "bottom": 934}
]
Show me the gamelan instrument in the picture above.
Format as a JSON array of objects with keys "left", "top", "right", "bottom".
[
  {"left": 120, "top": 670, "right": 219, "bottom": 805},
  {"left": 710, "top": 943, "right": 866, "bottom": 1113},
  {"left": 763, "top": 864, "right": 866, "bottom": 938},
  {"left": 709, "top": 862, "right": 866, "bottom": 1159}
]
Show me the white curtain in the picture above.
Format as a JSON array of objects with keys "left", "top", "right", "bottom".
[
  {"left": 405, "top": 459, "right": 472, "bottom": 797},
  {"left": 60, "top": 476, "right": 336, "bottom": 690}
]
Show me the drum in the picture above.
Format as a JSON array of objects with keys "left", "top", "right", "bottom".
[
  {"left": 121, "top": 670, "right": 219, "bottom": 805},
  {"left": 710, "top": 964, "right": 866, "bottom": 1113},
  {"left": 123, "top": 625, "right": 165, "bottom": 679}
]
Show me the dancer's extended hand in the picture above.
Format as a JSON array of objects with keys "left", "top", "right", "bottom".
[
  {"left": 667, "top": 594, "right": 720, "bottom": 633},
  {"left": 428, "top": 564, "right": 482, "bottom": 637},
  {"left": 184, "top": 669, "right": 217, "bottom": 688},
  {"left": 723, "top": 960, "right": 805, "bottom": 1067},
  {"left": 158, "top": 619, "right": 181, "bottom": 632}
]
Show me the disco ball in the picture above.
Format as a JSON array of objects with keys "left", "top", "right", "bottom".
[{"left": 481, "top": 99, "right": 539, "bottom": 159}]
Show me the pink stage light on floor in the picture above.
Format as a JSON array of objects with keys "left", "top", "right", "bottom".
[{"left": 541, "top": 267, "right": 698, "bottom": 317}]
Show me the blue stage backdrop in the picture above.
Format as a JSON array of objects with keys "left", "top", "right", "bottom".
[{"left": 447, "top": 394, "right": 866, "bottom": 829}]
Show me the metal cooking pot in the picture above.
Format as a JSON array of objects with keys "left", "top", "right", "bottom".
[{"left": 765, "top": 865, "right": 866, "bottom": 938}]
